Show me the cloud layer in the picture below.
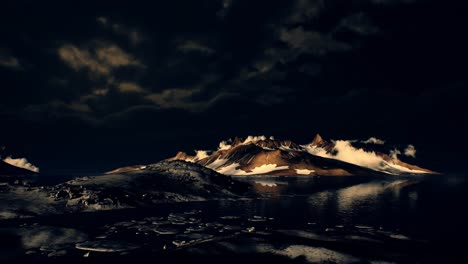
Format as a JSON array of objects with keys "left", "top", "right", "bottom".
[
  {"left": 307, "top": 140, "right": 386, "bottom": 171},
  {"left": 305, "top": 139, "right": 427, "bottom": 174},
  {"left": 404, "top": 144, "right": 416, "bottom": 158},
  {"left": 58, "top": 43, "right": 143, "bottom": 77},
  {"left": 3, "top": 157, "right": 40, "bottom": 172},
  {"left": 363, "top": 137, "right": 385, "bottom": 145}
]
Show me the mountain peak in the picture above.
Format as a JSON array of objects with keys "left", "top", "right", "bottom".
[
  {"left": 310, "top": 133, "right": 326, "bottom": 147},
  {"left": 169, "top": 151, "right": 194, "bottom": 161},
  {"left": 231, "top": 137, "right": 244, "bottom": 148},
  {"left": 161, "top": 134, "right": 436, "bottom": 176}
]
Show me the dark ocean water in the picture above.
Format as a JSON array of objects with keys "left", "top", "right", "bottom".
[
  {"left": 234, "top": 173, "right": 468, "bottom": 239},
  {"left": 1, "top": 173, "right": 468, "bottom": 263}
]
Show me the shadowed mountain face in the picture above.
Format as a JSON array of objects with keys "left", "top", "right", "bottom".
[
  {"left": 164, "top": 134, "right": 436, "bottom": 176},
  {"left": 0, "top": 161, "right": 250, "bottom": 219}
]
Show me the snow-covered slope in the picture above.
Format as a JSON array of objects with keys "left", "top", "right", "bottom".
[
  {"left": 303, "top": 135, "right": 434, "bottom": 175},
  {"left": 64, "top": 160, "right": 250, "bottom": 210},
  {"left": 0, "top": 161, "right": 249, "bottom": 218},
  {"left": 167, "top": 134, "right": 436, "bottom": 176}
]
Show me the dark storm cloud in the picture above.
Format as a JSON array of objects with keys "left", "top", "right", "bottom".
[
  {"left": 0, "top": 50, "right": 22, "bottom": 70},
  {"left": 96, "top": 16, "right": 145, "bottom": 46},
  {"left": 54, "top": 40, "right": 149, "bottom": 113},
  {"left": 286, "top": 0, "right": 324, "bottom": 24},
  {"left": 334, "top": 12, "right": 380, "bottom": 36},
  {"left": 176, "top": 40, "right": 216, "bottom": 55},
  {"left": 279, "top": 26, "right": 351, "bottom": 56},
  {"left": 1, "top": 0, "right": 466, "bottom": 172},
  {"left": 57, "top": 42, "right": 144, "bottom": 77}
]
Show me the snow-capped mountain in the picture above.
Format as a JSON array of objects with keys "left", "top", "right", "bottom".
[{"left": 168, "top": 134, "right": 436, "bottom": 176}]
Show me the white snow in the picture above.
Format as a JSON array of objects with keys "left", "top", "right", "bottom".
[
  {"left": 259, "top": 244, "right": 359, "bottom": 263},
  {"left": 279, "top": 145, "right": 291, "bottom": 151},
  {"left": 193, "top": 150, "right": 209, "bottom": 161},
  {"left": 302, "top": 145, "right": 330, "bottom": 157},
  {"left": 217, "top": 163, "right": 289, "bottom": 176},
  {"left": 243, "top": 135, "right": 267, "bottom": 144},
  {"left": 217, "top": 135, "right": 276, "bottom": 150},
  {"left": 205, "top": 158, "right": 228, "bottom": 169},
  {"left": 218, "top": 141, "right": 232, "bottom": 150},
  {"left": 259, "top": 146, "right": 275, "bottom": 150},
  {"left": 385, "top": 163, "right": 429, "bottom": 174},
  {"left": 295, "top": 169, "right": 315, "bottom": 175}
]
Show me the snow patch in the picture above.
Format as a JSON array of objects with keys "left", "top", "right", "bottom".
[
  {"left": 270, "top": 245, "right": 359, "bottom": 263},
  {"left": 279, "top": 145, "right": 291, "bottom": 151},
  {"left": 205, "top": 158, "right": 228, "bottom": 169},
  {"left": 217, "top": 163, "right": 289, "bottom": 176},
  {"left": 243, "top": 135, "right": 267, "bottom": 144},
  {"left": 386, "top": 163, "right": 429, "bottom": 174},
  {"left": 295, "top": 169, "right": 315, "bottom": 175},
  {"left": 218, "top": 141, "right": 232, "bottom": 150},
  {"left": 216, "top": 135, "right": 275, "bottom": 151},
  {"left": 193, "top": 150, "right": 209, "bottom": 161}
]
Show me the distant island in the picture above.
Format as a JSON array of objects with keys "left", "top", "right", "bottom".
[{"left": 112, "top": 134, "right": 435, "bottom": 177}]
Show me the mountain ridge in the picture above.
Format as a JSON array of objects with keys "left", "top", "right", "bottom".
[
  {"left": 106, "top": 134, "right": 436, "bottom": 176},
  {"left": 166, "top": 134, "right": 436, "bottom": 176}
]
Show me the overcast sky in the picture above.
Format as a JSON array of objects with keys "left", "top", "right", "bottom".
[{"left": 1, "top": 0, "right": 466, "bottom": 173}]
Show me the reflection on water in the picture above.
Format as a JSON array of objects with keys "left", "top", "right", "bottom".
[
  {"left": 2, "top": 174, "right": 468, "bottom": 263},
  {"left": 234, "top": 174, "right": 468, "bottom": 240},
  {"left": 336, "top": 182, "right": 387, "bottom": 209}
]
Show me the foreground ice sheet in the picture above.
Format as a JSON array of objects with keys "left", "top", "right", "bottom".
[
  {"left": 0, "top": 200, "right": 433, "bottom": 264},
  {"left": 260, "top": 244, "right": 359, "bottom": 263}
]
